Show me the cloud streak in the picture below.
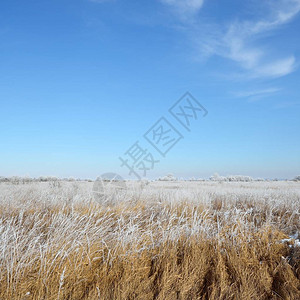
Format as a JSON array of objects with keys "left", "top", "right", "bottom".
[
  {"left": 200, "top": 0, "right": 300, "bottom": 79},
  {"left": 160, "top": 0, "right": 204, "bottom": 19},
  {"left": 235, "top": 88, "right": 281, "bottom": 99}
]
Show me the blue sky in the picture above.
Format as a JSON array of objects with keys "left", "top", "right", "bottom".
[{"left": 0, "top": 0, "right": 299, "bottom": 180}]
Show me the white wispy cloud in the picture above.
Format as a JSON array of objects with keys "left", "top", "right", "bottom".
[
  {"left": 90, "top": 0, "right": 299, "bottom": 80},
  {"left": 160, "top": 0, "right": 204, "bottom": 19},
  {"left": 250, "top": 0, "right": 300, "bottom": 33},
  {"left": 201, "top": 0, "right": 300, "bottom": 79},
  {"left": 254, "top": 56, "right": 296, "bottom": 78},
  {"left": 235, "top": 88, "right": 281, "bottom": 99}
]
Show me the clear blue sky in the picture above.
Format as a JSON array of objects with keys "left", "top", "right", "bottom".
[{"left": 0, "top": 0, "right": 299, "bottom": 180}]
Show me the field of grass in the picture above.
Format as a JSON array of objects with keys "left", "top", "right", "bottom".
[{"left": 0, "top": 181, "right": 299, "bottom": 299}]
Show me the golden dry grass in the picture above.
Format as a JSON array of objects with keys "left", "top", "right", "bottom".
[{"left": 0, "top": 181, "right": 299, "bottom": 299}]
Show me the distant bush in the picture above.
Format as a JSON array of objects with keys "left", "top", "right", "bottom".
[
  {"left": 158, "top": 173, "right": 177, "bottom": 181},
  {"left": 254, "top": 178, "right": 265, "bottom": 181},
  {"left": 210, "top": 173, "right": 254, "bottom": 182},
  {"left": 293, "top": 175, "right": 300, "bottom": 181},
  {"left": 0, "top": 177, "right": 9, "bottom": 183}
]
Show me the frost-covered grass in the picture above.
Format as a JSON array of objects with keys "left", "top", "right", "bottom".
[{"left": 0, "top": 181, "right": 299, "bottom": 299}]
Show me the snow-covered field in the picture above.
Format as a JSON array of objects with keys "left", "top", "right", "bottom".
[{"left": 0, "top": 181, "right": 299, "bottom": 299}]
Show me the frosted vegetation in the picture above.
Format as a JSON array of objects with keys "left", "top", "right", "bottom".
[
  {"left": 0, "top": 180, "right": 299, "bottom": 299},
  {"left": 1, "top": 173, "right": 300, "bottom": 183}
]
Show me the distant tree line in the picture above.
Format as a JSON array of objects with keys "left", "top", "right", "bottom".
[
  {"left": 1, "top": 174, "right": 299, "bottom": 184},
  {"left": 0, "top": 176, "right": 93, "bottom": 184},
  {"left": 157, "top": 173, "right": 300, "bottom": 182},
  {"left": 209, "top": 173, "right": 256, "bottom": 182}
]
